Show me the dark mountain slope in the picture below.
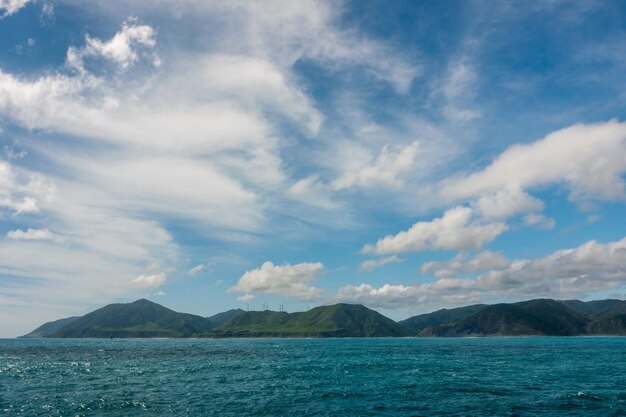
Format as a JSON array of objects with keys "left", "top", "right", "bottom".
[
  {"left": 420, "top": 299, "right": 592, "bottom": 336},
  {"left": 400, "top": 304, "right": 487, "bottom": 334},
  {"left": 562, "top": 299, "right": 626, "bottom": 318},
  {"left": 585, "top": 301, "right": 626, "bottom": 335},
  {"left": 21, "top": 298, "right": 626, "bottom": 339}
]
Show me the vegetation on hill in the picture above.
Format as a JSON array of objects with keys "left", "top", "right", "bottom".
[
  {"left": 403, "top": 299, "right": 626, "bottom": 336},
  {"left": 210, "top": 303, "right": 412, "bottom": 337},
  {"left": 399, "top": 304, "right": 486, "bottom": 334},
  {"left": 207, "top": 308, "right": 245, "bottom": 327},
  {"left": 418, "top": 299, "right": 591, "bottom": 336},
  {"left": 20, "top": 298, "right": 626, "bottom": 339},
  {"left": 20, "top": 316, "right": 80, "bottom": 338},
  {"left": 22, "top": 299, "right": 215, "bottom": 338}
]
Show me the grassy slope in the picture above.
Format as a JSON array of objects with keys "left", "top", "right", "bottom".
[{"left": 39, "top": 299, "right": 215, "bottom": 338}]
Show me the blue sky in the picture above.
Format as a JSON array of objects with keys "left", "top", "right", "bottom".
[{"left": 1, "top": 0, "right": 626, "bottom": 337}]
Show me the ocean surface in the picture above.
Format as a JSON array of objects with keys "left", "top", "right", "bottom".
[{"left": 1, "top": 337, "right": 625, "bottom": 416}]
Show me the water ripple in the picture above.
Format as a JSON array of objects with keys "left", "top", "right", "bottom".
[{"left": 0, "top": 337, "right": 624, "bottom": 416}]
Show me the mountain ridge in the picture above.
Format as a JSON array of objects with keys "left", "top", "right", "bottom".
[{"left": 20, "top": 298, "right": 626, "bottom": 338}]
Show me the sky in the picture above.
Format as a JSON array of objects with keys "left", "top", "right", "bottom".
[{"left": 1, "top": 0, "right": 626, "bottom": 337}]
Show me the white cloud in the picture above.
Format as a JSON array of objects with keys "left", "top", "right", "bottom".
[
  {"left": 523, "top": 213, "right": 556, "bottom": 229},
  {"left": 471, "top": 187, "right": 544, "bottom": 219},
  {"left": 339, "top": 237, "right": 626, "bottom": 310},
  {"left": 133, "top": 272, "right": 166, "bottom": 288},
  {"left": 67, "top": 0, "right": 419, "bottom": 93},
  {"left": 0, "top": 0, "right": 29, "bottom": 18},
  {"left": 442, "top": 120, "right": 626, "bottom": 202},
  {"left": 421, "top": 251, "right": 511, "bottom": 279},
  {"left": 6, "top": 228, "right": 54, "bottom": 241},
  {"left": 363, "top": 206, "right": 508, "bottom": 255},
  {"left": 197, "top": 55, "right": 322, "bottom": 136},
  {"left": 15, "top": 38, "right": 36, "bottom": 55},
  {"left": 587, "top": 214, "right": 601, "bottom": 223},
  {"left": 233, "top": 0, "right": 420, "bottom": 93},
  {"left": 67, "top": 18, "right": 158, "bottom": 72},
  {"left": 230, "top": 261, "right": 324, "bottom": 299},
  {"left": 0, "top": 161, "right": 55, "bottom": 215},
  {"left": 39, "top": 2, "right": 54, "bottom": 26},
  {"left": 441, "top": 59, "right": 481, "bottom": 122},
  {"left": 187, "top": 264, "right": 205, "bottom": 276},
  {"left": 0, "top": 2, "right": 421, "bottom": 336},
  {"left": 236, "top": 294, "right": 255, "bottom": 302},
  {"left": 288, "top": 175, "right": 338, "bottom": 209},
  {"left": 359, "top": 255, "right": 404, "bottom": 271},
  {"left": 332, "top": 141, "right": 420, "bottom": 190}
]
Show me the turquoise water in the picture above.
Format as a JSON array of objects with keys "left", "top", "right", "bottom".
[{"left": 1, "top": 338, "right": 625, "bottom": 416}]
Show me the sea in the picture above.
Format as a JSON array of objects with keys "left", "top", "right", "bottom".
[{"left": 1, "top": 337, "right": 624, "bottom": 416}]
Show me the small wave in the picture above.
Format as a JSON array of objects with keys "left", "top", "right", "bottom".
[{"left": 576, "top": 391, "right": 605, "bottom": 401}]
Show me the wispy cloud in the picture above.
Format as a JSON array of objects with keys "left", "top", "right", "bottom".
[
  {"left": 0, "top": 0, "right": 29, "bottom": 19},
  {"left": 359, "top": 255, "right": 405, "bottom": 271},
  {"left": 187, "top": 264, "right": 205, "bottom": 276}
]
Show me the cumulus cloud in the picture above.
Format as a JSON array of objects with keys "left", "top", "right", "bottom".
[
  {"left": 339, "top": 237, "right": 626, "bottom": 310},
  {"left": 421, "top": 251, "right": 511, "bottom": 279},
  {"left": 360, "top": 255, "right": 405, "bottom": 271},
  {"left": 0, "top": 0, "right": 29, "bottom": 18},
  {"left": 332, "top": 141, "right": 420, "bottom": 190},
  {"left": 6, "top": 228, "right": 54, "bottom": 241},
  {"left": 230, "top": 261, "right": 324, "bottom": 299},
  {"left": 363, "top": 206, "right": 508, "bottom": 255},
  {"left": 66, "top": 18, "right": 159, "bottom": 72},
  {"left": 236, "top": 294, "right": 255, "bottom": 302},
  {"left": 133, "top": 272, "right": 166, "bottom": 288},
  {"left": 442, "top": 120, "right": 626, "bottom": 202},
  {"left": 471, "top": 187, "right": 544, "bottom": 219}
]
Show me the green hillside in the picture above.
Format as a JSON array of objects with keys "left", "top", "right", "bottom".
[
  {"left": 21, "top": 298, "right": 626, "bottom": 339},
  {"left": 207, "top": 308, "right": 245, "bottom": 327},
  {"left": 211, "top": 303, "right": 412, "bottom": 337},
  {"left": 20, "top": 316, "right": 80, "bottom": 338},
  {"left": 21, "top": 299, "right": 215, "bottom": 338}
]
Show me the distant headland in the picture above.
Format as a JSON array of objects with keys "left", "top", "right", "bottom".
[{"left": 20, "top": 298, "right": 626, "bottom": 339}]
